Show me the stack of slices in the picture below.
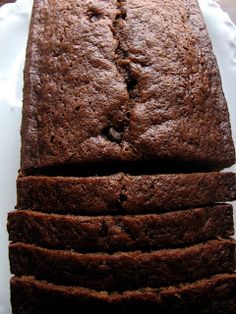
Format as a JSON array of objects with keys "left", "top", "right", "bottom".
[{"left": 8, "top": 0, "right": 236, "bottom": 313}]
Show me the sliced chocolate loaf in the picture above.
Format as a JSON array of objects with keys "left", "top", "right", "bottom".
[
  {"left": 16, "top": 172, "right": 236, "bottom": 214},
  {"left": 21, "top": 0, "right": 235, "bottom": 171},
  {"left": 11, "top": 274, "right": 236, "bottom": 314},
  {"left": 8, "top": 204, "right": 234, "bottom": 253},
  {"left": 9, "top": 0, "right": 236, "bottom": 311},
  {"left": 9, "top": 240, "right": 235, "bottom": 291}
]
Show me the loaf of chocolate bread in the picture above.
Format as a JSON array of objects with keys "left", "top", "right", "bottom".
[
  {"left": 21, "top": 0, "right": 235, "bottom": 171},
  {"left": 9, "top": 240, "right": 235, "bottom": 291},
  {"left": 9, "top": 0, "right": 236, "bottom": 311},
  {"left": 8, "top": 204, "right": 234, "bottom": 252},
  {"left": 11, "top": 274, "right": 236, "bottom": 314},
  {"left": 16, "top": 172, "right": 236, "bottom": 214}
]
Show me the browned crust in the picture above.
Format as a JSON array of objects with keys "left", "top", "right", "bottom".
[{"left": 21, "top": 0, "right": 235, "bottom": 170}]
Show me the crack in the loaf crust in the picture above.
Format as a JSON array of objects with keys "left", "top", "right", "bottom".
[
  {"left": 114, "top": 0, "right": 138, "bottom": 99},
  {"left": 104, "top": 0, "right": 139, "bottom": 143}
]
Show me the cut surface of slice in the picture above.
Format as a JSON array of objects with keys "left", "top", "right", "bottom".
[
  {"left": 8, "top": 204, "right": 234, "bottom": 252},
  {"left": 11, "top": 274, "right": 236, "bottom": 314},
  {"left": 9, "top": 240, "right": 235, "bottom": 291},
  {"left": 16, "top": 172, "right": 236, "bottom": 214}
]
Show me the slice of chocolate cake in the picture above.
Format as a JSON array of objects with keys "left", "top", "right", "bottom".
[
  {"left": 16, "top": 172, "right": 236, "bottom": 215},
  {"left": 9, "top": 240, "right": 235, "bottom": 291},
  {"left": 11, "top": 274, "right": 236, "bottom": 314},
  {"left": 8, "top": 204, "right": 234, "bottom": 252}
]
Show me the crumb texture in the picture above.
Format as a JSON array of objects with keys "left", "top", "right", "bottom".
[
  {"left": 10, "top": 274, "right": 236, "bottom": 313},
  {"left": 9, "top": 240, "right": 235, "bottom": 291},
  {"left": 16, "top": 172, "right": 236, "bottom": 214},
  {"left": 7, "top": 205, "right": 234, "bottom": 252}
]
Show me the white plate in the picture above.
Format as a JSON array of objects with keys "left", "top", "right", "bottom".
[{"left": 0, "top": 0, "right": 235, "bottom": 313}]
